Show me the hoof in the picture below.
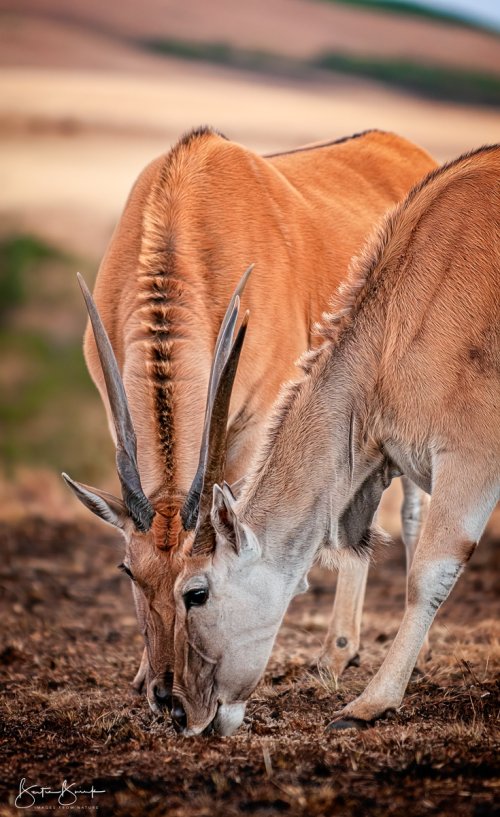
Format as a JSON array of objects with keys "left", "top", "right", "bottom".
[
  {"left": 327, "top": 703, "right": 398, "bottom": 730},
  {"left": 326, "top": 717, "right": 368, "bottom": 732}
]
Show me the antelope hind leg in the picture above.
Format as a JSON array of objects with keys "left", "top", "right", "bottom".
[
  {"left": 318, "top": 559, "right": 369, "bottom": 676},
  {"left": 328, "top": 465, "right": 497, "bottom": 728},
  {"left": 319, "top": 478, "right": 427, "bottom": 678}
]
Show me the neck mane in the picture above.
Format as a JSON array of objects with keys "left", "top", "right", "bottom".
[{"left": 127, "top": 129, "right": 223, "bottom": 505}]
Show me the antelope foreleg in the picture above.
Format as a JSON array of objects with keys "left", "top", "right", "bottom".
[
  {"left": 401, "top": 476, "right": 431, "bottom": 666},
  {"left": 328, "top": 469, "right": 496, "bottom": 728}
]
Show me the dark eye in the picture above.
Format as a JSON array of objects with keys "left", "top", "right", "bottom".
[
  {"left": 118, "top": 563, "right": 135, "bottom": 581},
  {"left": 183, "top": 587, "right": 209, "bottom": 610}
]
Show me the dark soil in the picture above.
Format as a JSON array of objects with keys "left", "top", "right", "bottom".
[{"left": 0, "top": 516, "right": 498, "bottom": 816}]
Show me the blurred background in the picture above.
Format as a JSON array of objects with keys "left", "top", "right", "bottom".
[{"left": 1, "top": 0, "right": 499, "bottom": 521}]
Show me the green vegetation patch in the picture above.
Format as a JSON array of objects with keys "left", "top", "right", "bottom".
[
  {"left": 143, "top": 38, "right": 500, "bottom": 107},
  {"left": 0, "top": 235, "right": 66, "bottom": 319},
  {"left": 312, "top": 52, "right": 500, "bottom": 106},
  {"left": 145, "top": 39, "right": 302, "bottom": 76},
  {"left": 0, "top": 234, "right": 113, "bottom": 482},
  {"left": 0, "top": 329, "right": 97, "bottom": 466}
]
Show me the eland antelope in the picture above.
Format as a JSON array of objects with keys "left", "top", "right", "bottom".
[
  {"left": 171, "top": 144, "right": 500, "bottom": 736},
  {"left": 62, "top": 126, "right": 435, "bottom": 717}
]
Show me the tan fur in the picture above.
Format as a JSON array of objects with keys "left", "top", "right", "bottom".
[
  {"left": 244, "top": 145, "right": 500, "bottom": 517},
  {"left": 82, "top": 127, "right": 436, "bottom": 704},
  {"left": 186, "top": 143, "right": 499, "bottom": 731},
  {"left": 85, "top": 128, "right": 435, "bottom": 491}
]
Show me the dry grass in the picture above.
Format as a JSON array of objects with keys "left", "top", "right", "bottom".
[{"left": 0, "top": 510, "right": 498, "bottom": 816}]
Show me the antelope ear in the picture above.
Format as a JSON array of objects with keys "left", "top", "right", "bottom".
[
  {"left": 227, "top": 476, "right": 246, "bottom": 499},
  {"left": 211, "top": 483, "right": 260, "bottom": 558},
  {"left": 62, "top": 472, "right": 129, "bottom": 530},
  {"left": 211, "top": 483, "right": 237, "bottom": 548}
]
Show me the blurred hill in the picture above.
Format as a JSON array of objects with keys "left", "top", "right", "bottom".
[
  {"left": 3, "top": 0, "right": 500, "bottom": 72},
  {"left": 0, "top": 0, "right": 499, "bottom": 520}
]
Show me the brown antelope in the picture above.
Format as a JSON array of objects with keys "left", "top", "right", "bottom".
[
  {"left": 61, "top": 126, "right": 435, "bottom": 719},
  {"left": 171, "top": 144, "right": 500, "bottom": 736}
]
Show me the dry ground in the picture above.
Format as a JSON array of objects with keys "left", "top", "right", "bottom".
[
  {"left": 0, "top": 508, "right": 498, "bottom": 816},
  {"left": 1, "top": 5, "right": 499, "bottom": 814}
]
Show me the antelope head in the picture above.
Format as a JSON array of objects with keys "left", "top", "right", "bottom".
[
  {"left": 171, "top": 307, "right": 309, "bottom": 737},
  {"left": 63, "top": 267, "right": 253, "bottom": 719},
  {"left": 172, "top": 480, "right": 298, "bottom": 736}
]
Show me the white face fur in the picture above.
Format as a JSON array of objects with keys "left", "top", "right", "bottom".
[{"left": 172, "top": 496, "right": 305, "bottom": 736}]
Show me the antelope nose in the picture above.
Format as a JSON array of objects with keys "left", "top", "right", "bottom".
[
  {"left": 171, "top": 697, "right": 187, "bottom": 732},
  {"left": 151, "top": 676, "right": 173, "bottom": 709}
]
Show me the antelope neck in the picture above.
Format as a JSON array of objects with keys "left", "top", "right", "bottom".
[{"left": 239, "top": 317, "right": 386, "bottom": 568}]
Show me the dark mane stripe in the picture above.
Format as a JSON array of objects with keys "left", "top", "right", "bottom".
[
  {"left": 176, "top": 125, "right": 227, "bottom": 149},
  {"left": 136, "top": 127, "right": 225, "bottom": 489},
  {"left": 264, "top": 129, "right": 380, "bottom": 159}
]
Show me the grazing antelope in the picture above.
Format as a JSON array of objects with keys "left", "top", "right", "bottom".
[
  {"left": 171, "top": 144, "right": 500, "bottom": 736},
  {"left": 62, "top": 126, "right": 435, "bottom": 718}
]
